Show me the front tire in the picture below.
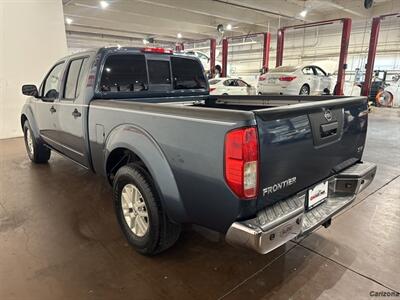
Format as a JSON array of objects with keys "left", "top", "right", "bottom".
[
  {"left": 23, "top": 120, "right": 51, "bottom": 163},
  {"left": 113, "top": 163, "right": 181, "bottom": 255}
]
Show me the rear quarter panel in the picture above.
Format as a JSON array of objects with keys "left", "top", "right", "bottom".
[{"left": 89, "top": 100, "right": 255, "bottom": 231}]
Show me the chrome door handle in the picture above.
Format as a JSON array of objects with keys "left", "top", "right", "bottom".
[
  {"left": 72, "top": 108, "right": 81, "bottom": 118},
  {"left": 50, "top": 106, "right": 56, "bottom": 113}
]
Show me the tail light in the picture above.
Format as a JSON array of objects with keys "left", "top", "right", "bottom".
[
  {"left": 259, "top": 76, "right": 266, "bottom": 81},
  {"left": 225, "top": 127, "right": 259, "bottom": 199},
  {"left": 209, "top": 87, "right": 216, "bottom": 92},
  {"left": 279, "top": 76, "right": 296, "bottom": 81},
  {"left": 141, "top": 47, "right": 173, "bottom": 54}
]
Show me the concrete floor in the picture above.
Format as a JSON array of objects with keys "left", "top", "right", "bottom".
[{"left": 0, "top": 108, "right": 399, "bottom": 300}]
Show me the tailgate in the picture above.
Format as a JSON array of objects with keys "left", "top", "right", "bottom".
[{"left": 253, "top": 97, "right": 368, "bottom": 208}]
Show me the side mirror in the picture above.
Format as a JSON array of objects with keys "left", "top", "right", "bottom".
[{"left": 22, "top": 84, "right": 39, "bottom": 97}]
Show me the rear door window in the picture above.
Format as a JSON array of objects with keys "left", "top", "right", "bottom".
[
  {"left": 302, "top": 66, "right": 314, "bottom": 75},
  {"left": 223, "top": 80, "right": 231, "bottom": 86},
  {"left": 100, "top": 54, "right": 148, "bottom": 92},
  {"left": 64, "top": 57, "right": 89, "bottom": 99},
  {"left": 147, "top": 60, "right": 171, "bottom": 84},
  {"left": 171, "top": 57, "right": 207, "bottom": 89}
]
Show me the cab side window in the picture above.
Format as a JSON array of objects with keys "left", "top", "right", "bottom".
[
  {"left": 42, "top": 63, "right": 65, "bottom": 99},
  {"left": 64, "top": 57, "right": 89, "bottom": 100},
  {"left": 100, "top": 54, "right": 148, "bottom": 92}
]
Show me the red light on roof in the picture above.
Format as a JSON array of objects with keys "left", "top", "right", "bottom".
[{"left": 141, "top": 47, "right": 173, "bottom": 54}]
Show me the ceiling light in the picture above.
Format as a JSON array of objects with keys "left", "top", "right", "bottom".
[
  {"left": 299, "top": 9, "right": 308, "bottom": 18},
  {"left": 226, "top": 24, "right": 232, "bottom": 31},
  {"left": 65, "top": 17, "right": 73, "bottom": 25},
  {"left": 100, "top": 1, "right": 109, "bottom": 9},
  {"left": 143, "top": 39, "right": 149, "bottom": 44},
  {"left": 177, "top": 33, "right": 182, "bottom": 39}
]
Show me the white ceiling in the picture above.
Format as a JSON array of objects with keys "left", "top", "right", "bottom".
[{"left": 63, "top": 0, "right": 399, "bottom": 48}]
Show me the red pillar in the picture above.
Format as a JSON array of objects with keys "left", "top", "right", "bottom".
[
  {"left": 362, "top": 17, "right": 381, "bottom": 96},
  {"left": 334, "top": 18, "right": 352, "bottom": 95},
  {"left": 210, "top": 38, "right": 216, "bottom": 77},
  {"left": 222, "top": 38, "right": 228, "bottom": 77},
  {"left": 262, "top": 32, "right": 271, "bottom": 72},
  {"left": 276, "top": 28, "right": 285, "bottom": 67}
]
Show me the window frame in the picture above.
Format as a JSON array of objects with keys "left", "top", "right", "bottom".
[
  {"left": 40, "top": 61, "right": 66, "bottom": 100},
  {"left": 62, "top": 56, "right": 90, "bottom": 101}
]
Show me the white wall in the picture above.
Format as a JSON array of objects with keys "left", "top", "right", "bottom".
[{"left": 0, "top": 0, "right": 67, "bottom": 139}]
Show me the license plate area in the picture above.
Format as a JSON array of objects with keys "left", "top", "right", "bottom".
[{"left": 307, "top": 181, "right": 328, "bottom": 210}]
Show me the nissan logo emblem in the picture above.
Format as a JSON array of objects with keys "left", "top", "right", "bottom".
[{"left": 324, "top": 110, "right": 333, "bottom": 121}]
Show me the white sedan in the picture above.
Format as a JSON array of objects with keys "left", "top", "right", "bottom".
[
  {"left": 257, "top": 65, "right": 332, "bottom": 95},
  {"left": 209, "top": 78, "right": 256, "bottom": 95}
]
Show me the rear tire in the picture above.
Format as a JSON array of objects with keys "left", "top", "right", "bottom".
[
  {"left": 222, "top": 93, "right": 228, "bottom": 95},
  {"left": 299, "top": 84, "right": 310, "bottom": 95},
  {"left": 113, "top": 163, "right": 181, "bottom": 255},
  {"left": 23, "top": 120, "right": 51, "bottom": 163}
]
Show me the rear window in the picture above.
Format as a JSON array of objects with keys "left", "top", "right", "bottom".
[
  {"left": 171, "top": 57, "right": 207, "bottom": 89},
  {"left": 147, "top": 60, "right": 171, "bottom": 84},
  {"left": 100, "top": 54, "right": 148, "bottom": 92},
  {"left": 209, "top": 79, "right": 221, "bottom": 85},
  {"left": 270, "top": 66, "right": 298, "bottom": 73}
]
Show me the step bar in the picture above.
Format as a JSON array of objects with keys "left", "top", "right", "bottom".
[{"left": 225, "top": 161, "right": 377, "bottom": 254}]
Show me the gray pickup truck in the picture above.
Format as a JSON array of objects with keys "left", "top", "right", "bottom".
[{"left": 21, "top": 47, "right": 376, "bottom": 255}]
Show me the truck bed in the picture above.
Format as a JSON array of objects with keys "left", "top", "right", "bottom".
[{"left": 89, "top": 95, "right": 368, "bottom": 231}]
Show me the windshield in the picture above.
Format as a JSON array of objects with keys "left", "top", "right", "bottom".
[{"left": 270, "top": 66, "right": 298, "bottom": 73}]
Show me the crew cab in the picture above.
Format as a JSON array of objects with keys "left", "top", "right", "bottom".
[{"left": 21, "top": 47, "right": 376, "bottom": 255}]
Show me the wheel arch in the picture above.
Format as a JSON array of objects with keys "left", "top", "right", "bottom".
[
  {"left": 104, "top": 124, "right": 187, "bottom": 223},
  {"left": 21, "top": 103, "right": 40, "bottom": 138}
]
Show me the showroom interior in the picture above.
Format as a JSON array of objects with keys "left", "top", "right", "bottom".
[{"left": 0, "top": 0, "right": 399, "bottom": 299}]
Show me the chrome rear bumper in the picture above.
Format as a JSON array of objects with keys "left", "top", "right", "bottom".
[{"left": 225, "top": 161, "right": 377, "bottom": 254}]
